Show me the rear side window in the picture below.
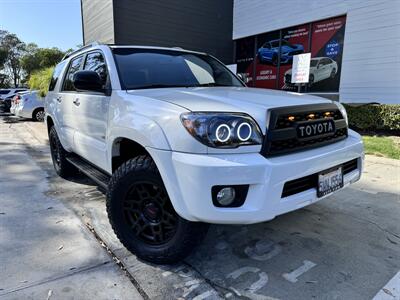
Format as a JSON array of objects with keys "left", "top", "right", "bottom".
[
  {"left": 62, "top": 55, "right": 84, "bottom": 92},
  {"left": 49, "top": 61, "right": 66, "bottom": 91},
  {"left": 0, "top": 90, "right": 10, "bottom": 94},
  {"left": 84, "top": 52, "right": 108, "bottom": 89}
]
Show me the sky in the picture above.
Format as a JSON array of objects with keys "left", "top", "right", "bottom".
[{"left": 0, "top": 0, "right": 82, "bottom": 51}]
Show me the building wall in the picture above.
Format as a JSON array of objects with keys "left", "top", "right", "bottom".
[
  {"left": 113, "top": 0, "right": 234, "bottom": 64},
  {"left": 233, "top": 0, "right": 400, "bottom": 104},
  {"left": 81, "top": 0, "right": 115, "bottom": 44}
]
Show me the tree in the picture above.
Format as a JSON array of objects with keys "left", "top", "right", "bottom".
[
  {"left": 0, "top": 32, "right": 26, "bottom": 87},
  {"left": 21, "top": 45, "right": 64, "bottom": 77},
  {"left": 28, "top": 67, "right": 54, "bottom": 97},
  {"left": 0, "top": 48, "right": 7, "bottom": 69},
  {"left": 0, "top": 31, "right": 10, "bottom": 87}
]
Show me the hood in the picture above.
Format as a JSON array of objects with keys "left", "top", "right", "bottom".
[{"left": 127, "top": 87, "right": 330, "bottom": 130}]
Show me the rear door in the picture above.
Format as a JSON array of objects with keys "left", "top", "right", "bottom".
[
  {"left": 59, "top": 55, "right": 84, "bottom": 150},
  {"left": 46, "top": 61, "right": 67, "bottom": 145},
  {"left": 72, "top": 51, "right": 110, "bottom": 171}
]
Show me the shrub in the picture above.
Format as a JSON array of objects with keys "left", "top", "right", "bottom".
[
  {"left": 28, "top": 66, "right": 53, "bottom": 97},
  {"left": 344, "top": 104, "right": 400, "bottom": 132}
]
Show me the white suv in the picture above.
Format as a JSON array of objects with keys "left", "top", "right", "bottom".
[{"left": 45, "top": 44, "right": 364, "bottom": 264}]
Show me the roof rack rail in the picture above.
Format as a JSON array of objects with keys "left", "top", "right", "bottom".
[{"left": 62, "top": 41, "right": 101, "bottom": 60}]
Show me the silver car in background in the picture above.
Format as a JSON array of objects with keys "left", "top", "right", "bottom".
[
  {"left": 13, "top": 90, "right": 45, "bottom": 122},
  {"left": 10, "top": 91, "right": 30, "bottom": 115}
]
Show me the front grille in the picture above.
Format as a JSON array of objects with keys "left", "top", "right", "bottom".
[
  {"left": 281, "top": 159, "right": 358, "bottom": 198},
  {"left": 261, "top": 103, "right": 348, "bottom": 157}
]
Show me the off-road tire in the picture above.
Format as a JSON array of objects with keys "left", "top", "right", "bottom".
[
  {"left": 107, "top": 155, "right": 209, "bottom": 264},
  {"left": 49, "top": 126, "right": 75, "bottom": 178}
]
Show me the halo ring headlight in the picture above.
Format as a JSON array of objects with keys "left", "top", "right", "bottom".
[
  {"left": 215, "top": 124, "right": 231, "bottom": 143},
  {"left": 180, "top": 112, "right": 263, "bottom": 148},
  {"left": 237, "top": 122, "right": 252, "bottom": 142}
]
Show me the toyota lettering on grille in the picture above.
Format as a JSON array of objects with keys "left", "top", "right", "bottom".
[{"left": 297, "top": 119, "right": 335, "bottom": 139}]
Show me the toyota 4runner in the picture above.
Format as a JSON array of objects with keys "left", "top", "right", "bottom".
[{"left": 45, "top": 43, "right": 364, "bottom": 264}]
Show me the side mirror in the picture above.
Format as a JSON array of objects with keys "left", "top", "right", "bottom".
[
  {"left": 237, "top": 73, "right": 249, "bottom": 84},
  {"left": 73, "top": 70, "right": 103, "bottom": 92}
]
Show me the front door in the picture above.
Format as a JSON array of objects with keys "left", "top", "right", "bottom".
[{"left": 72, "top": 51, "right": 110, "bottom": 172}]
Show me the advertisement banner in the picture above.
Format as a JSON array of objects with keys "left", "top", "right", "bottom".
[
  {"left": 309, "top": 16, "right": 346, "bottom": 92},
  {"left": 234, "top": 15, "right": 346, "bottom": 93},
  {"left": 235, "top": 36, "right": 255, "bottom": 86},
  {"left": 254, "top": 30, "right": 280, "bottom": 89}
]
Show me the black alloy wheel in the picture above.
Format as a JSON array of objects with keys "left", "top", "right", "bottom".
[
  {"left": 123, "top": 182, "right": 178, "bottom": 245},
  {"left": 107, "top": 155, "right": 209, "bottom": 264}
]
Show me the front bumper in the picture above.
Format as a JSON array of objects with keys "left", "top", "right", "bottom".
[{"left": 148, "top": 130, "right": 364, "bottom": 224}]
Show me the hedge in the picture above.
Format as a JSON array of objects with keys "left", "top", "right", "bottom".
[
  {"left": 28, "top": 66, "right": 54, "bottom": 97},
  {"left": 343, "top": 104, "right": 400, "bottom": 132}
]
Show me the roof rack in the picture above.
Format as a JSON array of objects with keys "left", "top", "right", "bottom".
[{"left": 62, "top": 42, "right": 101, "bottom": 60}]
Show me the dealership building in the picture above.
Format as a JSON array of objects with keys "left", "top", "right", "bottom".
[{"left": 81, "top": 0, "right": 399, "bottom": 104}]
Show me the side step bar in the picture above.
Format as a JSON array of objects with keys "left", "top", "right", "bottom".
[{"left": 66, "top": 154, "right": 110, "bottom": 190}]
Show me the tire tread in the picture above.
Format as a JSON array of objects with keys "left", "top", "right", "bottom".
[{"left": 106, "top": 155, "right": 208, "bottom": 264}]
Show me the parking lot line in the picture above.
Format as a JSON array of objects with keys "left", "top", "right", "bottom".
[
  {"left": 282, "top": 260, "right": 317, "bottom": 283},
  {"left": 373, "top": 271, "right": 400, "bottom": 300}
]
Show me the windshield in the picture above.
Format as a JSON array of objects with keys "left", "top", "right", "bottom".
[
  {"left": 310, "top": 59, "right": 319, "bottom": 67},
  {"left": 112, "top": 48, "right": 244, "bottom": 90},
  {"left": 270, "top": 41, "right": 280, "bottom": 48}
]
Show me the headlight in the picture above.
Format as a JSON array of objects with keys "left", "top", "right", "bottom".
[
  {"left": 334, "top": 102, "right": 348, "bottom": 125},
  {"left": 180, "top": 112, "right": 263, "bottom": 148}
]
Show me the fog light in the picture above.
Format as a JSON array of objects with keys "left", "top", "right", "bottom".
[{"left": 216, "top": 187, "right": 236, "bottom": 206}]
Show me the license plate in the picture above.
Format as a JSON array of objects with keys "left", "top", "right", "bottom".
[{"left": 317, "top": 167, "right": 343, "bottom": 197}]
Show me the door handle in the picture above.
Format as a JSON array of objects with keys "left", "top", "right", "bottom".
[
  {"left": 73, "top": 98, "right": 80, "bottom": 106},
  {"left": 56, "top": 96, "right": 62, "bottom": 103}
]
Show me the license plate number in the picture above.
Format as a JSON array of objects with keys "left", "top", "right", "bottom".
[{"left": 317, "top": 167, "right": 343, "bottom": 197}]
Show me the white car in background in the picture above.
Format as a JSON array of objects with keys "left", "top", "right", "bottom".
[
  {"left": 12, "top": 90, "right": 45, "bottom": 121},
  {"left": 285, "top": 57, "right": 338, "bottom": 86}
]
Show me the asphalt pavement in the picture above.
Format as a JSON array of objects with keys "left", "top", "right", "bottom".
[{"left": 1, "top": 114, "right": 399, "bottom": 300}]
